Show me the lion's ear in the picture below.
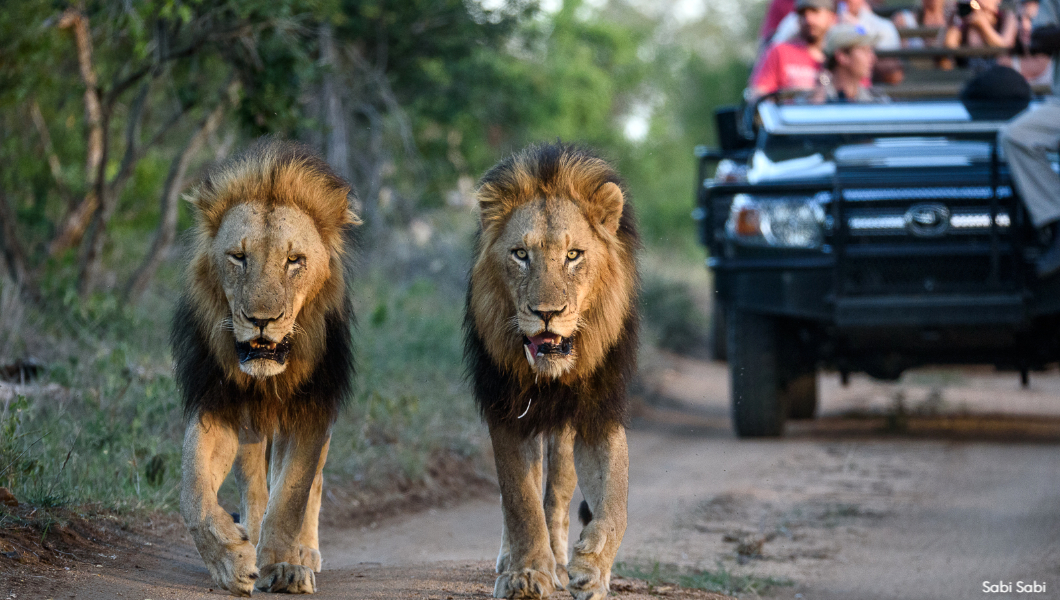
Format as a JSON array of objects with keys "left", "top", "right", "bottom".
[
  {"left": 477, "top": 197, "right": 508, "bottom": 232},
  {"left": 592, "top": 182, "right": 624, "bottom": 236}
]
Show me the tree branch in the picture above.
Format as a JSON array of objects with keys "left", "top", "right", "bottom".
[
  {"left": 49, "top": 9, "right": 105, "bottom": 259},
  {"left": 0, "top": 191, "right": 28, "bottom": 287},
  {"left": 58, "top": 9, "right": 104, "bottom": 184},
  {"left": 124, "top": 87, "right": 233, "bottom": 304},
  {"left": 29, "top": 100, "right": 74, "bottom": 209}
]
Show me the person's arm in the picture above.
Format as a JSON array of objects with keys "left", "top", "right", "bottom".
[
  {"left": 967, "top": 8, "right": 1016, "bottom": 47},
  {"left": 997, "top": 9, "right": 1019, "bottom": 48},
  {"left": 941, "top": 20, "right": 963, "bottom": 69},
  {"left": 750, "top": 47, "right": 783, "bottom": 97}
]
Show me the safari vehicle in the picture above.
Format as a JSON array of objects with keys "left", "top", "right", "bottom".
[{"left": 696, "top": 100, "right": 1060, "bottom": 437}]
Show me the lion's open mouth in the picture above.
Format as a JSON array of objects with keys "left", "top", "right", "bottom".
[
  {"left": 523, "top": 333, "right": 573, "bottom": 366},
  {"left": 236, "top": 335, "right": 293, "bottom": 365}
]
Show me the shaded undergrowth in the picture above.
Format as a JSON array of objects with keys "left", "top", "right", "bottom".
[{"left": 614, "top": 560, "right": 793, "bottom": 597}]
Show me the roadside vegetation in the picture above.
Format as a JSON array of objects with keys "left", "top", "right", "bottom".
[
  {"left": 614, "top": 561, "right": 793, "bottom": 597},
  {"left": 0, "top": 0, "right": 757, "bottom": 522}
]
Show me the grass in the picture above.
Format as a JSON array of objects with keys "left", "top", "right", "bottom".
[
  {"left": 0, "top": 202, "right": 716, "bottom": 518},
  {"left": 614, "top": 560, "right": 793, "bottom": 596},
  {"left": 0, "top": 223, "right": 487, "bottom": 513}
]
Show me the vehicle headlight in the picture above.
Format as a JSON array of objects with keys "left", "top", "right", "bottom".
[{"left": 726, "top": 194, "right": 826, "bottom": 249}]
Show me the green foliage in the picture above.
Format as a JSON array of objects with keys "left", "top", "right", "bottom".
[
  {"left": 614, "top": 561, "right": 793, "bottom": 596},
  {"left": 641, "top": 276, "right": 709, "bottom": 356},
  {"left": 325, "top": 270, "right": 485, "bottom": 488},
  {"left": 0, "top": 0, "right": 762, "bottom": 513}
]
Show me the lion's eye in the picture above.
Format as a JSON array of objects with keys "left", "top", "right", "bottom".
[
  {"left": 513, "top": 249, "right": 528, "bottom": 261},
  {"left": 228, "top": 252, "right": 246, "bottom": 266},
  {"left": 287, "top": 255, "right": 304, "bottom": 267},
  {"left": 566, "top": 249, "right": 583, "bottom": 261}
]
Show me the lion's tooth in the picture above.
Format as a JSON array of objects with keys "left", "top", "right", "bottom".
[{"left": 524, "top": 344, "right": 535, "bottom": 368}]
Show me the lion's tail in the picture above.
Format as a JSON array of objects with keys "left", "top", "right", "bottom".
[{"left": 578, "top": 500, "right": 593, "bottom": 526}]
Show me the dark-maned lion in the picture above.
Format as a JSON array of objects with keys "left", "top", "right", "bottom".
[
  {"left": 172, "top": 139, "right": 359, "bottom": 596},
  {"left": 464, "top": 143, "right": 639, "bottom": 600}
]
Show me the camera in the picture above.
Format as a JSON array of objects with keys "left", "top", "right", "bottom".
[{"left": 957, "top": 0, "right": 981, "bottom": 18}]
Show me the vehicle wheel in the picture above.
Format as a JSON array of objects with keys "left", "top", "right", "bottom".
[
  {"left": 708, "top": 300, "right": 727, "bottom": 362},
  {"left": 727, "top": 308, "right": 785, "bottom": 437},
  {"left": 782, "top": 372, "right": 818, "bottom": 420}
]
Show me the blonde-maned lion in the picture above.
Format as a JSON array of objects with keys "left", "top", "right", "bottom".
[
  {"left": 464, "top": 143, "right": 639, "bottom": 600},
  {"left": 172, "top": 139, "right": 360, "bottom": 596}
]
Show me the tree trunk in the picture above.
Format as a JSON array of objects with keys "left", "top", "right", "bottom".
[
  {"left": 123, "top": 102, "right": 226, "bottom": 305},
  {"left": 51, "top": 9, "right": 105, "bottom": 259},
  {"left": 320, "top": 24, "right": 352, "bottom": 183},
  {"left": 75, "top": 107, "right": 113, "bottom": 298},
  {"left": 0, "top": 191, "right": 27, "bottom": 287}
]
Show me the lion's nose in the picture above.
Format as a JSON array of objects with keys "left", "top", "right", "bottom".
[
  {"left": 243, "top": 311, "right": 284, "bottom": 332},
  {"left": 529, "top": 306, "right": 566, "bottom": 326}
]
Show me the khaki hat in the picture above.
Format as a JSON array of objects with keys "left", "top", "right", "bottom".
[
  {"left": 796, "top": 0, "right": 835, "bottom": 11},
  {"left": 824, "top": 23, "right": 881, "bottom": 55}
]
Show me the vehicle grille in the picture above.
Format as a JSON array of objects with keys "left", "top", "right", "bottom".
[
  {"left": 842, "top": 254, "right": 1017, "bottom": 294},
  {"left": 837, "top": 185, "right": 1022, "bottom": 295}
]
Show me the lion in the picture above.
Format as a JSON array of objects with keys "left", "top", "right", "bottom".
[
  {"left": 463, "top": 143, "right": 639, "bottom": 600},
  {"left": 171, "top": 139, "right": 360, "bottom": 596}
]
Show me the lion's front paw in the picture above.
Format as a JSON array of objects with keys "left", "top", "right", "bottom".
[
  {"left": 567, "top": 556, "right": 609, "bottom": 600},
  {"left": 296, "top": 545, "right": 322, "bottom": 572},
  {"left": 555, "top": 562, "right": 569, "bottom": 588},
  {"left": 197, "top": 523, "right": 259, "bottom": 597},
  {"left": 495, "top": 548, "right": 511, "bottom": 574},
  {"left": 256, "top": 562, "right": 316, "bottom": 594},
  {"left": 493, "top": 568, "right": 558, "bottom": 599}
]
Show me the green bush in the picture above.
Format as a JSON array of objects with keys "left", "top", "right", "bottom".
[{"left": 640, "top": 276, "right": 709, "bottom": 356}]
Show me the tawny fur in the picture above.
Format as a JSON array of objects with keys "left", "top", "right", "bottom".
[
  {"left": 176, "top": 138, "right": 359, "bottom": 432},
  {"left": 174, "top": 138, "right": 359, "bottom": 596},
  {"left": 471, "top": 145, "right": 638, "bottom": 386},
  {"left": 464, "top": 143, "right": 638, "bottom": 600}
]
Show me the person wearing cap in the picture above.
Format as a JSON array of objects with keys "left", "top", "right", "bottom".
[
  {"left": 773, "top": 0, "right": 904, "bottom": 83},
  {"left": 773, "top": 0, "right": 900, "bottom": 49},
  {"left": 749, "top": 0, "right": 837, "bottom": 98},
  {"left": 810, "top": 23, "right": 890, "bottom": 101},
  {"left": 999, "top": 0, "right": 1060, "bottom": 276}
]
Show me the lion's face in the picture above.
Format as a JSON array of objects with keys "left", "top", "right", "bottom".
[
  {"left": 490, "top": 197, "right": 615, "bottom": 379},
  {"left": 213, "top": 203, "right": 330, "bottom": 378}
]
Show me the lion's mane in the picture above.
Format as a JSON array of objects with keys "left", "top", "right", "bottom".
[
  {"left": 463, "top": 143, "right": 640, "bottom": 445},
  {"left": 172, "top": 139, "right": 357, "bottom": 433}
]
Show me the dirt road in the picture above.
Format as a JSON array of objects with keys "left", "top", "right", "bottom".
[{"left": 6, "top": 356, "right": 1060, "bottom": 599}]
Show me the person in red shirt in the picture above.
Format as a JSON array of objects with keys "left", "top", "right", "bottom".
[{"left": 750, "top": 0, "right": 837, "bottom": 98}]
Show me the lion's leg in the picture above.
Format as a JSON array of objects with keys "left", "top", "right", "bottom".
[
  {"left": 490, "top": 424, "right": 558, "bottom": 599},
  {"left": 180, "top": 413, "right": 259, "bottom": 597},
  {"left": 495, "top": 495, "right": 511, "bottom": 573},
  {"left": 233, "top": 427, "right": 269, "bottom": 546},
  {"left": 544, "top": 424, "right": 577, "bottom": 587},
  {"left": 254, "top": 425, "right": 330, "bottom": 594},
  {"left": 294, "top": 434, "right": 329, "bottom": 573},
  {"left": 567, "top": 425, "right": 629, "bottom": 600}
]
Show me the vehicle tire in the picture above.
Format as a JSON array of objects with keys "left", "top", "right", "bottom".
[
  {"left": 708, "top": 300, "right": 727, "bottom": 362},
  {"left": 782, "top": 372, "right": 818, "bottom": 420},
  {"left": 727, "top": 308, "right": 785, "bottom": 437}
]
